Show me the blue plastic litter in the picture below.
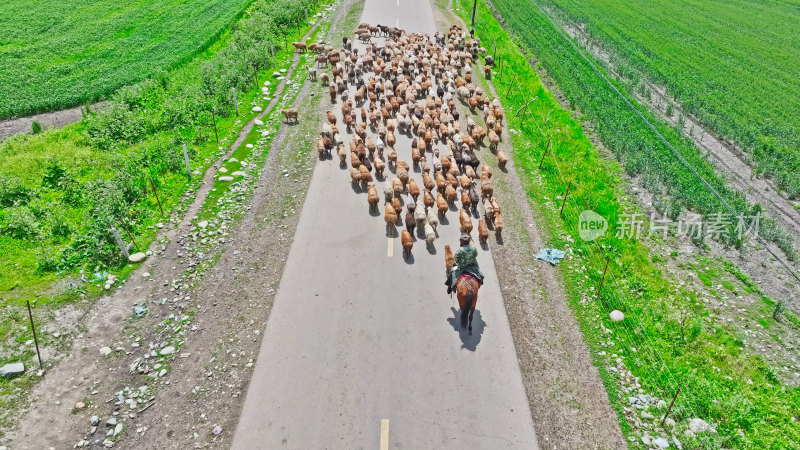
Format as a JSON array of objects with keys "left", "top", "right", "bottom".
[{"left": 535, "top": 248, "right": 565, "bottom": 265}]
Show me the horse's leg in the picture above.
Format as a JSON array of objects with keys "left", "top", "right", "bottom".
[
  {"left": 462, "top": 287, "right": 475, "bottom": 333},
  {"left": 468, "top": 291, "right": 477, "bottom": 335}
]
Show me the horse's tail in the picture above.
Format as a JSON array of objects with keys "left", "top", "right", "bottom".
[{"left": 460, "top": 288, "right": 475, "bottom": 329}]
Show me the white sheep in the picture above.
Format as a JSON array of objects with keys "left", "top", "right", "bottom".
[
  {"left": 427, "top": 207, "right": 439, "bottom": 232},
  {"left": 424, "top": 223, "right": 436, "bottom": 246},
  {"left": 383, "top": 183, "right": 394, "bottom": 202}
]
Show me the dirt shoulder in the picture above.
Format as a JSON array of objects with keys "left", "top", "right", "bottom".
[{"left": 433, "top": 1, "right": 626, "bottom": 448}]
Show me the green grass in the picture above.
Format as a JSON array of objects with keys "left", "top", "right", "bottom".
[
  {"left": 456, "top": 0, "right": 800, "bottom": 447},
  {"left": 0, "top": 0, "right": 259, "bottom": 119},
  {"left": 537, "top": 0, "right": 800, "bottom": 198}
]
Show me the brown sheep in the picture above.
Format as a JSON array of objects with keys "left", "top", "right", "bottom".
[
  {"left": 408, "top": 178, "right": 420, "bottom": 201},
  {"left": 478, "top": 218, "right": 489, "bottom": 245},
  {"left": 447, "top": 172, "right": 459, "bottom": 189},
  {"left": 497, "top": 149, "right": 508, "bottom": 169},
  {"left": 460, "top": 208, "right": 473, "bottom": 234},
  {"left": 292, "top": 42, "right": 307, "bottom": 53},
  {"left": 401, "top": 229, "right": 414, "bottom": 258},
  {"left": 411, "top": 147, "right": 421, "bottom": 166},
  {"left": 423, "top": 172, "right": 435, "bottom": 191},
  {"left": 359, "top": 164, "right": 372, "bottom": 183},
  {"left": 424, "top": 189, "right": 435, "bottom": 209},
  {"left": 488, "top": 129, "right": 500, "bottom": 152},
  {"left": 397, "top": 167, "right": 409, "bottom": 189},
  {"left": 385, "top": 203, "right": 398, "bottom": 232},
  {"left": 481, "top": 163, "right": 492, "bottom": 179},
  {"left": 396, "top": 160, "right": 410, "bottom": 173},
  {"left": 435, "top": 172, "right": 447, "bottom": 192},
  {"left": 329, "top": 85, "right": 336, "bottom": 102},
  {"left": 444, "top": 245, "right": 455, "bottom": 273},
  {"left": 461, "top": 191, "right": 472, "bottom": 211},
  {"left": 350, "top": 152, "right": 361, "bottom": 169},
  {"left": 392, "top": 177, "right": 403, "bottom": 199},
  {"left": 374, "top": 155, "right": 385, "bottom": 178},
  {"left": 338, "top": 144, "right": 347, "bottom": 164},
  {"left": 326, "top": 110, "right": 337, "bottom": 125},
  {"left": 445, "top": 184, "right": 457, "bottom": 203},
  {"left": 367, "top": 184, "right": 379, "bottom": 211},
  {"left": 481, "top": 175, "right": 493, "bottom": 198},
  {"left": 350, "top": 167, "right": 361, "bottom": 184},
  {"left": 387, "top": 146, "right": 398, "bottom": 166},
  {"left": 490, "top": 197, "right": 501, "bottom": 216},
  {"left": 436, "top": 192, "right": 448, "bottom": 216},
  {"left": 493, "top": 211, "right": 503, "bottom": 240},
  {"left": 392, "top": 197, "right": 403, "bottom": 215},
  {"left": 465, "top": 165, "right": 476, "bottom": 180},
  {"left": 282, "top": 108, "right": 298, "bottom": 123},
  {"left": 441, "top": 156, "right": 451, "bottom": 173}
]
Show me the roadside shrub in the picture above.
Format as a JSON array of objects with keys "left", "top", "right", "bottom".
[
  {"left": 31, "top": 120, "right": 42, "bottom": 134},
  {"left": 0, "top": 174, "right": 34, "bottom": 207},
  {"left": 2, "top": 207, "right": 40, "bottom": 239},
  {"left": 85, "top": 102, "right": 150, "bottom": 150},
  {"left": 42, "top": 158, "right": 68, "bottom": 189}
]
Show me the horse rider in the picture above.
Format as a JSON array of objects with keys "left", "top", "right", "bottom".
[{"left": 446, "top": 234, "right": 485, "bottom": 294}]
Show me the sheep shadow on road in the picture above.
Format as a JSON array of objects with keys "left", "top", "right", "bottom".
[{"left": 447, "top": 307, "right": 485, "bottom": 351}]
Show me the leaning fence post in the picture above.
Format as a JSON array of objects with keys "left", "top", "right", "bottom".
[
  {"left": 110, "top": 227, "right": 130, "bottom": 259},
  {"left": 211, "top": 110, "right": 219, "bottom": 144},
  {"left": 119, "top": 221, "right": 140, "bottom": 252},
  {"left": 661, "top": 388, "right": 681, "bottom": 427},
  {"left": 182, "top": 143, "right": 192, "bottom": 180},
  {"left": 559, "top": 181, "right": 572, "bottom": 215},
  {"left": 506, "top": 73, "right": 517, "bottom": 97},
  {"left": 271, "top": 43, "right": 276, "bottom": 68},
  {"left": 232, "top": 87, "right": 239, "bottom": 115},
  {"left": 26, "top": 300, "right": 43, "bottom": 371},
  {"left": 149, "top": 178, "right": 164, "bottom": 215},
  {"left": 538, "top": 138, "right": 552, "bottom": 169}
]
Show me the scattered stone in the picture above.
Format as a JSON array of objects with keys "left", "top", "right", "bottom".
[
  {"left": 664, "top": 417, "right": 676, "bottom": 428},
  {"left": 142, "top": 272, "right": 151, "bottom": 278},
  {"left": 99, "top": 347, "right": 112, "bottom": 356},
  {"left": 160, "top": 346, "right": 176, "bottom": 356},
  {"left": 280, "top": 69, "right": 287, "bottom": 73},
  {"left": 128, "top": 252, "right": 146, "bottom": 263},
  {"left": 219, "top": 176, "right": 234, "bottom": 182},
  {"left": 246, "top": 143, "right": 254, "bottom": 148},
  {"left": 0, "top": 362, "right": 24, "bottom": 378},
  {"left": 218, "top": 167, "right": 229, "bottom": 173},
  {"left": 133, "top": 304, "right": 148, "bottom": 318},
  {"left": 254, "top": 119, "right": 264, "bottom": 126},
  {"left": 654, "top": 437, "right": 669, "bottom": 448},
  {"left": 252, "top": 106, "right": 263, "bottom": 113},
  {"left": 641, "top": 434, "right": 651, "bottom": 446},
  {"left": 212, "top": 425, "right": 223, "bottom": 435},
  {"left": 641, "top": 411, "right": 654, "bottom": 420},
  {"left": 198, "top": 221, "right": 209, "bottom": 229},
  {"left": 263, "top": 81, "right": 271, "bottom": 86},
  {"left": 610, "top": 310, "right": 624, "bottom": 322},
  {"left": 75, "top": 401, "right": 85, "bottom": 410},
  {"left": 91, "top": 415, "right": 100, "bottom": 426},
  {"left": 688, "top": 418, "right": 713, "bottom": 434},
  {"left": 106, "top": 417, "right": 117, "bottom": 427},
  {"left": 232, "top": 171, "right": 246, "bottom": 177},
  {"left": 114, "top": 423, "right": 123, "bottom": 436}
]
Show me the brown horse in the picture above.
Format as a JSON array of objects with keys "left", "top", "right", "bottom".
[{"left": 453, "top": 273, "right": 480, "bottom": 335}]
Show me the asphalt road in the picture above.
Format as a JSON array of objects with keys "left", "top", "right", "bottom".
[{"left": 232, "top": 0, "right": 539, "bottom": 448}]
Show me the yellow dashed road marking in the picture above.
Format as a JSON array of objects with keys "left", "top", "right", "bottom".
[{"left": 380, "top": 419, "right": 390, "bottom": 450}]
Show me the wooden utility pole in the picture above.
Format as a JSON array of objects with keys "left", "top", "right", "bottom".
[{"left": 26, "top": 300, "right": 43, "bottom": 370}]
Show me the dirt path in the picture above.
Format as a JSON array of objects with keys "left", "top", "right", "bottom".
[
  {"left": 433, "top": 1, "right": 627, "bottom": 448},
  {"left": 2, "top": 6, "right": 341, "bottom": 448},
  {"left": 0, "top": 102, "right": 109, "bottom": 141}
]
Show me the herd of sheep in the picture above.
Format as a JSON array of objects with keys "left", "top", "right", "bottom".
[{"left": 305, "top": 23, "right": 506, "bottom": 259}]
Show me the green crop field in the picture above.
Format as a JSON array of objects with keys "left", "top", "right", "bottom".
[
  {"left": 537, "top": 0, "right": 800, "bottom": 198},
  {"left": 0, "top": 0, "right": 254, "bottom": 119}
]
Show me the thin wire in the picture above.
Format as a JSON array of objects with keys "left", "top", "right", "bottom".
[{"left": 527, "top": 0, "right": 800, "bottom": 286}]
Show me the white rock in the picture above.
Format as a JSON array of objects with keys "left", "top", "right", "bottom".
[
  {"left": 688, "top": 418, "right": 713, "bottom": 434},
  {"left": 198, "top": 221, "right": 209, "bottom": 229},
  {"left": 261, "top": 131, "right": 269, "bottom": 137},
  {"left": 128, "top": 252, "right": 146, "bottom": 263},
  {"left": 246, "top": 144, "right": 253, "bottom": 148},
  {"left": 219, "top": 176, "right": 234, "bottom": 182},
  {"left": 654, "top": 437, "right": 669, "bottom": 448},
  {"left": 610, "top": 310, "right": 624, "bottom": 322},
  {"left": 114, "top": 423, "right": 123, "bottom": 436},
  {"left": 263, "top": 81, "right": 271, "bottom": 86},
  {"left": 212, "top": 425, "right": 223, "bottom": 435},
  {"left": 280, "top": 69, "right": 287, "bottom": 73},
  {"left": 160, "top": 346, "right": 175, "bottom": 356},
  {"left": 253, "top": 119, "right": 263, "bottom": 126},
  {"left": 218, "top": 167, "right": 228, "bottom": 173},
  {"left": 664, "top": 417, "right": 676, "bottom": 428},
  {"left": 0, "top": 362, "right": 25, "bottom": 378},
  {"left": 252, "top": 106, "right": 263, "bottom": 113},
  {"left": 99, "top": 347, "right": 112, "bottom": 356},
  {"left": 273, "top": 72, "right": 280, "bottom": 77},
  {"left": 232, "top": 171, "right": 246, "bottom": 177}
]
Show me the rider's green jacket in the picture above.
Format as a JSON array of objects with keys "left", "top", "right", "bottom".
[{"left": 451, "top": 245, "right": 484, "bottom": 284}]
